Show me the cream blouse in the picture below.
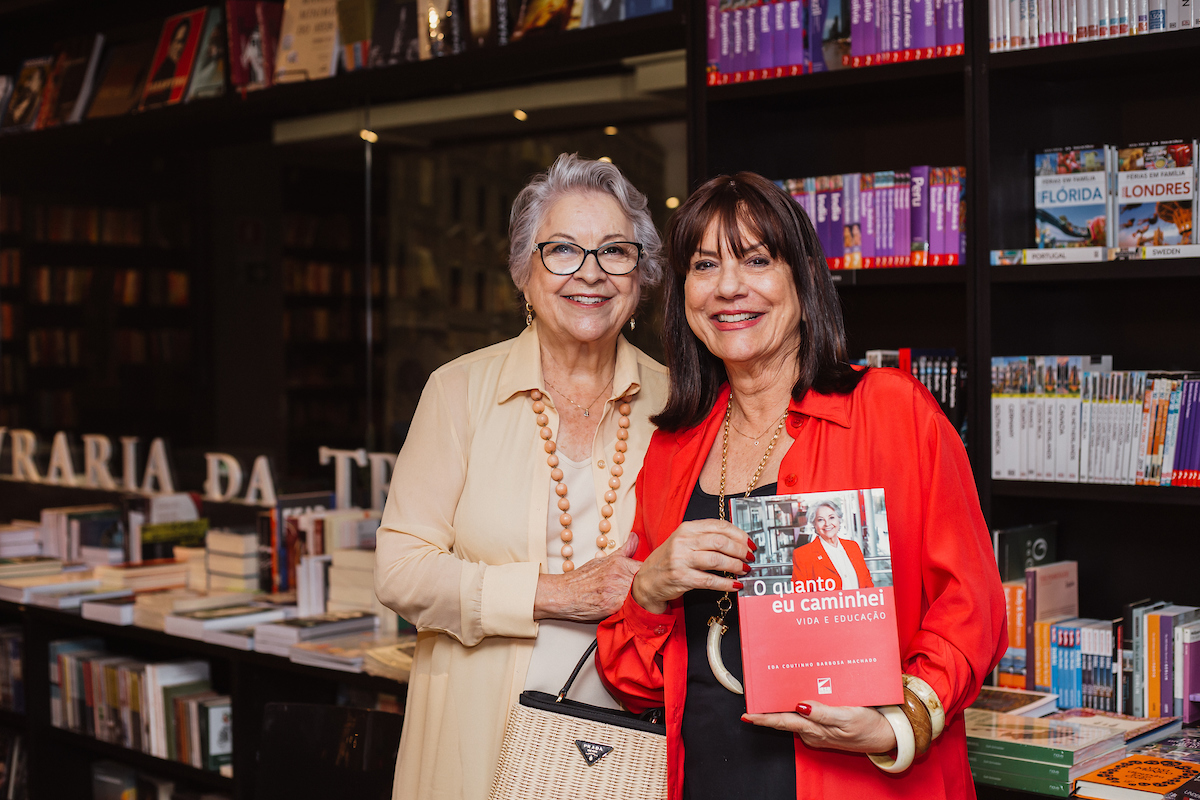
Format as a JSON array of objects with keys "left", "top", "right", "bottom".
[{"left": 375, "top": 321, "right": 668, "bottom": 800}]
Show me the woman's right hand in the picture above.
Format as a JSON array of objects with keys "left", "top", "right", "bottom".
[{"left": 631, "top": 520, "right": 753, "bottom": 614}]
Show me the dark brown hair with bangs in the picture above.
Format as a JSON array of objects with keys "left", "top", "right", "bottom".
[{"left": 651, "top": 171, "right": 865, "bottom": 432}]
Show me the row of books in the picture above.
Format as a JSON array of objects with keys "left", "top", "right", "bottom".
[
  {"left": 113, "top": 270, "right": 191, "bottom": 308},
  {"left": 0, "top": 357, "right": 23, "bottom": 398},
  {"left": 989, "top": 0, "right": 1196, "bottom": 51},
  {"left": 25, "top": 267, "right": 92, "bottom": 305},
  {"left": 0, "top": 626, "right": 23, "bottom": 715},
  {"left": 26, "top": 328, "right": 81, "bottom": 367},
  {"left": 0, "top": 0, "right": 668, "bottom": 135},
  {"left": 1032, "top": 140, "right": 1195, "bottom": 250},
  {"left": 114, "top": 329, "right": 193, "bottom": 366},
  {"left": 0, "top": 306, "right": 17, "bottom": 344},
  {"left": 50, "top": 638, "right": 232, "bottom": 772},
  {"left": 783, "top": 166, "right": 966, "bottom": 269},
  {"left": 0, "top": 250, "right": 17, "bottom": 286},
  {"left": 282, "top": 306, "right": 381, "bottom": 342},
  {"left": 705, "top": 0, "right": 966, "bottom": 85},
  {"left": 282, "top": 212, "right": 354, "bottom": 251},
  {"left": 0, "top": 197, "right": 19, "bottom": 235},
  {"left": 27, "top": 205, "right": 144, "bottom": 246},
  {"left": 863, "top": 347, "right": 967, "bottom": 440},
  {"left": 964, "top": 705, "right": 1199, "bottom": 798},
  {"left": 0, "top": 730, "right": 27, "bottom": 800},
  {"left": 38, "top": 496, "right": 205, "bottom": 565},
  {"left": 1000, "top": 553, "right": 1200, "bottom": 725},
  {"left": 283, "top": 259, "right": 374, "bottom": 297},
  {"left": 991, "top": 357, "right": 1200, "bottom": 486}
]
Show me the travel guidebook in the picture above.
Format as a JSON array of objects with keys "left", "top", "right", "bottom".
[
  {"left": 1034, "top": 145, "right": 1113, "bottom": 249},
  {"left": 1116, "top": 140, "right": 1196, "bottom": 249},
  {"left": 731, "top": 488, "right": 902, "bottom": 713}
]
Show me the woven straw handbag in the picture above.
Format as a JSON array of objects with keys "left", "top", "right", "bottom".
[{"left": 488, "top": 640, "right": 667, "bottom": 800}]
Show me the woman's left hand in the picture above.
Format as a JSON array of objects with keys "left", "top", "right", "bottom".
[{"left": 742, "top": 701, "right": 897, "bottom": 754}]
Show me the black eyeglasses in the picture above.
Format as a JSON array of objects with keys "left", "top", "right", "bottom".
[{"left": 534, "top": 241, "right": 643, "bottom": 276}]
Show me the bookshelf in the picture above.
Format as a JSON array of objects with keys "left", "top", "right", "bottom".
[
  {"left": 691, "top": 3, "right": 1200, "bottom": 798},
  {"left": 11, "top": 597, "right": 405, "bottom": 800}
]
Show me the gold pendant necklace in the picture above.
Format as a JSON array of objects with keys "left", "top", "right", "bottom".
[{"left": 707, "top": 402, "right": 787, "bottom": 695}]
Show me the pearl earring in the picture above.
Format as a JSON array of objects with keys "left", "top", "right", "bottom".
[
  {"left": 526, "top": 302, "right": 534, "bottom": 327},
  {"left": 629, "top": 317, "right": 636, "bottom": 331}
]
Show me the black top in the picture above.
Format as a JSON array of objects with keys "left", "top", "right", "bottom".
[{"left": 680, "top": 481, "right": 797, "bottom": 800}]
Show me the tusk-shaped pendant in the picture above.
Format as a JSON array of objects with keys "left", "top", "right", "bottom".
[{"left": 707, "top": 618, "right": 743, "bottom": 694}]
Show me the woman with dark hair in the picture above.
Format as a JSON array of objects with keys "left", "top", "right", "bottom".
[{"left": 597, "top": 172, "right": 1005, "bottom": 799}]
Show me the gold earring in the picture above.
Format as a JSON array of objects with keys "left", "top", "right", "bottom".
[
  {"left": 629, "top": 317, "right": 636, "bottom": 331},
  {"left": 525, "top": 302, "right": 534, "bottom": 327}
]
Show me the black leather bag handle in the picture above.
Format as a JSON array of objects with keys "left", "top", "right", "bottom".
[{"left": 555, "top": 638, "right": 599, "bottom": 702}]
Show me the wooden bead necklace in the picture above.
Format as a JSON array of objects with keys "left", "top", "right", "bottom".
[{"left": 531, "top": 388, "right": 630, "bottom": 572}]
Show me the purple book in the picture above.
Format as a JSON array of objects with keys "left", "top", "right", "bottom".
[
  {"left": 895, "top": 170, "right": 910, "bottom": 267},
  {"left": 809, "top": 0, "right": 826, "bottom": 72},
  {"left": 708, "top": 0, "right": 722, "bottom": 72},
  {"left": 828, "top": 174, "right": 845, "bottom": 269},
  {"left": 914, "top": 0, "right": 935, "bottom": 55},
  {"left": 757, "top": 2, "right": 774, "bottom": 70},
  {"left": 787, "top": 0, "right": 806, "bottom": 69},
  {"left": 890, "top": 0, "right": 902, "bottom": 58},
  {"left": 876, "top": 171, "right": 894, "bottom": 265},
  {"left": 1185, "top": 635, "right": 1200, "bottom": 723},
  {"left": 815, "top": 176, "right": 832, "bottom": 261},
  {"left": 862, "top": 0, "right": 877, "bottom": 61},
  {"left": 1178, "top": 381, "right": 1197, "bottom": 488},
  {"left": 744, "top": 0, "right": 759, "bottom": 72},
  {"left": 952, "top": 0, "right": 963, "bottom": 52},
  {"left": 731, "top": 1, "right": 746, "bottom": 74},
  {"left": 877, "top": 0, "right": 889, "bottom": 55},
  {"left": 720, "top": 0, "right": 732, "bottom": 74},
  {"left": 910, "top": 165, "right": 931, "bottom": 265},
  {"left": 860, "top": 173, "right": 876, "bottom": 268},
  {"left": 772, "top": 0, "right": 789, "bottom": 71},
  {"left": 929, "top": 167, "right": 946, "bottom": 264},
  {"left": 901, "top": 0, "right": 914, "bottom": 56},
  {"left": 951, "top": 166, "right": 966, "bottom": 264},
  {"left": 850, "top": 0, "right": 864, "bottom": 62}
]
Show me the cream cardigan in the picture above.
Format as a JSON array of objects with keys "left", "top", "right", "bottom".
[{"left": 375, "top": 321, "right": 668, "bottom": 800}]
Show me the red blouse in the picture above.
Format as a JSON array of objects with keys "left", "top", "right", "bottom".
[{"left": 596, "top": 368, "right": 1007, "bottom": 800}]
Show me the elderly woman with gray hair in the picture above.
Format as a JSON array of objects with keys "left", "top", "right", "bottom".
[{"left": 375, "top": 153, "right": 669, "bottom": 800}]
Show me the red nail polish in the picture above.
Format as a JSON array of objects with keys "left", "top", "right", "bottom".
[
  {"left": 740, "top": 714, "right": 750, "bottom": 723},
  {"left": 746, "top": 551, "right": 755, "bottom": 562},
  {"left": 742, "top": 562, "right": 751, "bottom": 575},
  {"left": 747, "top": 539, "right": 758, "bottom": 552},
  {"left": 796, "top": 703, "right": 812, "bottom": 716},
  {"left": 732, "top": 581, "right": 744, "bottom": 590}
]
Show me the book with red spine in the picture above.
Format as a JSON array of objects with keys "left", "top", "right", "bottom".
[
  {"left": 944, "top": 166, "right": 962, "bottom": 265},
  {"left": 859, "top": 173, "right": 876, "bottom": 268},
  {"left": 733, "top": 488, "right": 902, "bottom": 713}
]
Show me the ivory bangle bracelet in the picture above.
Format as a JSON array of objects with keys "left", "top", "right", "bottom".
[
  {"left": 867, "top": 705, "right": 916, "bottom": 774},
  {"left": 902, "top": 675, "right": 945, "bottom": 740}
]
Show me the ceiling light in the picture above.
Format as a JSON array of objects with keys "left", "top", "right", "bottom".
[
  {"left": 604, "top": 126, "right": 618, "bottom": 136},
  {"left": 513, "top": 109, "right": 528, "bottom": 121},
  {"left": 665, "top": 196, "right": 680, "bottom": 209},
  {"left": 359, "top": 129, "right": 379, "bottom": 143}
]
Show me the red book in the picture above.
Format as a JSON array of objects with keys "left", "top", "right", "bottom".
[{"left": 732, "top": 488, "right": 904, "bottom": 713}]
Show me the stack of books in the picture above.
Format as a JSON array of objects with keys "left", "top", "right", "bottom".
[
  {"left": 204, "top": 530, "right": 258, "bottom": 593},
  {"left": 254, "top": 610, "right": 377, "bottom": 658},
  {"left": 0, "top": 522, "right": 41, "bottom": 558},
  {"left": 1045, "top": 709, "right": 1182, "bottom": 752},
  {"left": 289, "top": 631, "right": 415, "bottom": 674},
  {"left": 131, "top": 589, "right": 255, "bottom": 631},
  {"left": 172, "top": 545, "right": 207, "bottom": 591},
  {"left": 94, "top": 560, "right": 190, "bottom": 593},
  {"left": 164, "top": 603, "right": 290, "bottom": 641},
  {"left": 0, "top": 570, "right": 98, "bottom": 604},
  {"left": 324, "top": 548, "right": 398, "bottom": 635},
  {"left": 965, "top": 708, "right": 1126, "bottom": 797}
]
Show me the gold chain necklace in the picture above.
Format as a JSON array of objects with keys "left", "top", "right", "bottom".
[
  {"left": 707, "top": 402, "right": 787, "bottom": 695},
  {"left": 542, "top": 375, "right": 613, "bottom": 418}
]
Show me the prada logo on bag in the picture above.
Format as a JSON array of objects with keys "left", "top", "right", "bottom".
[{"left": 575, "top": 739, "right": 614, "bottom": 766}]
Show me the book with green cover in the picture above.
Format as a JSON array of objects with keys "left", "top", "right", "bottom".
[
  {"left": 160, "top": 680, "right": 210, "bottom": 762},
  {"left": 969, "top": 765, "right": 1072, "bottom": 797},
  {"left": 199, "top": 696, "right": 232, "bottom": 770},
  {"left": 968, "top": 746, "right": 1124, "bottom": 782},
  {"left": 964, "top": 709, "right": 1124, "bottom": 765}
]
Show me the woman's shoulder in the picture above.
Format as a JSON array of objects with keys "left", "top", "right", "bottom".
[{"left": 850, "top": 366, "right": 940, "bottom": 410}]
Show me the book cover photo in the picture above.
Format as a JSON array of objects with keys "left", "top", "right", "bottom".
[
  {"left": 140, "top": 9, "right": 208, "bottom": 109},
  {"left": 731, "top": 488, "right": 902, "bottom": 713},
  {"left": 1034, "top": 146, "right": 1111, "bottom": 249},
  {"left": 1117, "top": 141, "right": 1195, "bottom": 248}
]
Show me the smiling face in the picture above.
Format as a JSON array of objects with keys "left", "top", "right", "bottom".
[
  {"left": 812, "top": 504, "right": 842, "bottom": 543},
  {"left": 683, "top": 217, "right": 803, "bottom": 377},
  {"left": 523, "top": 191, "right": 641, "bottom": 349}
]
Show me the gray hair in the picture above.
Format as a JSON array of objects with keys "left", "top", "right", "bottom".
[
  {"left": 508, "top": 153, "right": 663, "bottom": 292},
  {"left": 809, "top": 500, "right": 843, "bottom": 528}
]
